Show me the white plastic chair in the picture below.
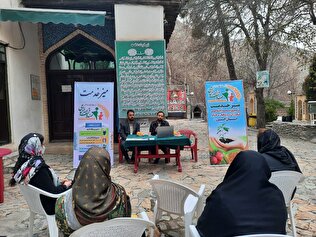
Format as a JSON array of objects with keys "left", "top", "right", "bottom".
[
  {"left": 69, "top": 212, "right": 155, "bottom": 237},
  {"left": 18, "top": 184, "right": 72, "bottom": 237},
  {"left": 189, "top": 225, "right": 293, "bottom": 237},
  {"left": 269, "top": 171, "right": 303, "bottom": 237},
  {"left": 189, "top": 225, "right": 200, "bottom": 237},
  {"left": 149, "top": 174, "right": 204, "bottom": 237}
]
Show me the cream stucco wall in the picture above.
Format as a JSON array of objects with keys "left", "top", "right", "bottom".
[
  {"left": 0, "top": 2, "right": 164, "bottom": 147},
  {"left": 0, "top": 20, "right": 42, "bottom": 146},
  {"left": 0, "top": 0, "right": 20, "bottom": 8},
  {"left": 115, "top": 4, "right": 164, "bottom": 40}
]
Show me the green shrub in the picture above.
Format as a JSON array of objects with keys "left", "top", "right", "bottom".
[
  {"left": 302, "top": 54, "right": 316, "bottom": 101},
  {"left": 288, "top": 99, "right": 295, "bottom": 117},
  {"left": 264, "top": 99, "right": 285, "bottom": 122}
]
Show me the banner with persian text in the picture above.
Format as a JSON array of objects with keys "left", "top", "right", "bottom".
[
  {"left": 73, "top": 82, "right": 114, "bottom": 167},
  {"left": 167, "top": 85, "right": 187, "bottom": 113},
  {"left": 205, "top": 80, "right": 248, "bottom": 165},
  {"left": 115, "top": 40, "right": 167, "bottom": 118}
]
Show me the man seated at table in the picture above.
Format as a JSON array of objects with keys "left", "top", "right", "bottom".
[
  {"left": 149, "top": 111, "right": 170, "bottom": 164},
  {"left": 119, "top": 109, "right": 140, "bottom": 164}
]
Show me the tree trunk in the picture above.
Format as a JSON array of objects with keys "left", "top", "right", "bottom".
[
  {"left": 215, "top": 1, "right": 238, "bottom": 80},
  {"left": 255, "top": 88, "right": 266, "bottom": 128}
]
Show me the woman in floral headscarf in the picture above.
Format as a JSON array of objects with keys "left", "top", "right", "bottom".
[
  {"left": 9, "top": 133, "right": 72, "bottom": 215},
  {"left": 55, "top": 146, "right": 131, "bottom": 236}
]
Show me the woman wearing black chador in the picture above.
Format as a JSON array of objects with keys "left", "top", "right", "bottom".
[
  {"left": 196, "top": 150, "right": 287, "bottom": 237},
  {"left": 257, "top": 129, "right": 301, "bottom": 173}
]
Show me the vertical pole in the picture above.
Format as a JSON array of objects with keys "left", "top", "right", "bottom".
[
  {"left": 190, "top": 102, "right": 193, "bottom": 120},
  {"left": 0, "top": 157, "right": 3, "bottom": 203},
  {"left": 0, "top": 148, "right": 12, "bottom": 203}
]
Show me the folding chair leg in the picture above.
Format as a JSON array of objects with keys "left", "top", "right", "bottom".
[
  {"left": 289, "top": 205, "right": 297, "bottom": 237},
  {"left": 153, "top": 202, "right": 162, "bottom": 225},
  {"left": 191, "top": 149, "right": 194, "bottom": 160},
  {"left": 194, "top": 148, "right": 198, "bottom": 162},
  {"left": 46, "top": 215, "right": 59, "bottom": 237},
  {"left": 28, "top": 211, "right": 35, "bottom": 237},
  {"left": 119, "top": 152, "right": 123, "bottom": 163},
  {"left": 118, "top": 139, "right": 123, "bottom": 163},
  {"left": 196, "top": 200, "right": 204, "bottom": 219}
]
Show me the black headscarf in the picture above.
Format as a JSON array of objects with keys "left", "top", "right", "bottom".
[
  {"left": 9, "top": 133, "right": 45, "bottom": 186},
  {"left": 257, "top": 129, "right": 301, "bottom": 173},
  {"left": 196, "top": 150, "right": 287, "bottom": 237}
]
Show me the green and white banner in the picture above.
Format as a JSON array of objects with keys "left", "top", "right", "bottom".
[
  {"left": 256, "top": 70, "right": 270, "bottom": 88},
  {"left": 115, "top": 40, "right": 167, "bottom": 118}
]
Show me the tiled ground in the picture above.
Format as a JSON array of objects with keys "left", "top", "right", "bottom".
[{"left": 0, "top": 119, "right": 315, "bottom": 236}]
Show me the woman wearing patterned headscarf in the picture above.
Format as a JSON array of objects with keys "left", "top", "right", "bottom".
[
  {"left": 257, "top": 129, "right": 301, "bottom": 173},
  {"left": 9, "top": 133, "right": 72, "bottom": 215},
  {"left": 10, "top": 133, "right": 44, "bottom": 184},
  {"left": 55, "top": 146, "right": 131, "bottom": 236}
]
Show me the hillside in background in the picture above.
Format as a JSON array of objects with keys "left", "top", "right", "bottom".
[{"left": 167, "top": 20, "right": 309, "bottom": 107}]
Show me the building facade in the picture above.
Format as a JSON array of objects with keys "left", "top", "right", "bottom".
[{"left": 0, "top": 0, "right": 181, "bottom": 147}]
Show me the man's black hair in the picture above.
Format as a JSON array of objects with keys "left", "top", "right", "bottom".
[
  {"left": 127, "top": 109, "right": 135, "bottom": 115},
  {"left": 157, "top": 111, "right": 164, "bottom": 115}
]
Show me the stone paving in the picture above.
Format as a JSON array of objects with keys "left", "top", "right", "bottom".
[{"left": 0, "top": 119, "right": 315, "bottom": 237}]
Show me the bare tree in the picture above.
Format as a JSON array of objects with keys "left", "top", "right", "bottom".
[
  {"left": 183, "top": 0, "right": 238, "bottom": 80},
  {"left": 235, "top": 42, "right": 300, "bottom": 100},
  {"left": 183, "top": 0, "right": 315, "bottom": 128},
  {"left": 297, "top": 0, "right": 316, "bottom": 25},
  {"left": 167, "top": 22, "right": 230, "bottom": 103}
]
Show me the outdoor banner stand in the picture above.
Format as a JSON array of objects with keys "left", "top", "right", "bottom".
[
  {"left": 73, "top": 82, "right": 114, "bottom": 167},
  {"left": 205, "top": 80, "right": 248, "bottom": 165}
]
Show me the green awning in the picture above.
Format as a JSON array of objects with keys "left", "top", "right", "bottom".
[{"left": 0, "top": 7, "right": 106, "bottom": 26}]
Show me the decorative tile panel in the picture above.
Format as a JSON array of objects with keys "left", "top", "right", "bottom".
[{"left": 42, "top": 20, "right": 115, "bottom": 52}]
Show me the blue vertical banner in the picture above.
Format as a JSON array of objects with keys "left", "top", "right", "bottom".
[
  {"left": 73, "top": 82, "right": 114, "bottom": 168},
  {"left": 205, "top": 80, "right": 248, "bottom": 165}
]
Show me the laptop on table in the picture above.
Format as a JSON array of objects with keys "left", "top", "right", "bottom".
[{"left": 156, "top": 126, "right": 174, "bottom": 138}]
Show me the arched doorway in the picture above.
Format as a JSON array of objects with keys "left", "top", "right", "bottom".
[
  {"left": 298, "top": 100, "right": 303, "bottom": 120},
  {"left": 46, "top": 35, "right": 117, "bottom": 141},
  {"left": 193, "top": 105, "right": 202, "bottom": 118},
  {"left": 249, "top": 98, "right": 254, "bottom": 114}
]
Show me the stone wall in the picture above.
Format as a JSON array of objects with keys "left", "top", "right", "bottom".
[{"left": 270, "top": 121, "right": 316, "bottom": 143}]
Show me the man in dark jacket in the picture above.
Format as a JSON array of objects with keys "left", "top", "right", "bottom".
[
  {"left": 149, "top": 111, "right": 170, "bottom": 135},
  {"left": 149, "top": 111, "right": 170, "bottom": 163},
  {"left": 119, "top": 109, "right": 140, "bottom": 164}
]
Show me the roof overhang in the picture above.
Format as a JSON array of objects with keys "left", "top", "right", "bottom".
[
  {"left": 20, "top": 0, "right": 183, "bottom": 44},
  {"left": 0, "top": 7, "right": 107, "bottom": 26}
]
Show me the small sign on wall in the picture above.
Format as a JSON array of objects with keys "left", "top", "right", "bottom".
[
  {"left": 256, "top": 70, "right": 270, "bottom": 88},
  {"left": 61, "top": 85, "right": 72, "bottom": 93},
  {"left": 30, "top": 74, "right": 41, "bottom": 100}
]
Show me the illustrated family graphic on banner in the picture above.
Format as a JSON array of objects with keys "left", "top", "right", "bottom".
[
  {"left": 73, "top": 82, "right": 114, "bottom": 168},
  {"left": 205, "top": 80, "right": 248, "bottom": 165}
]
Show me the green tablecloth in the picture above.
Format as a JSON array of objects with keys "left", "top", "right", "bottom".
[{"left": 124, "top": 135, "right": 191, "bottom": 148}]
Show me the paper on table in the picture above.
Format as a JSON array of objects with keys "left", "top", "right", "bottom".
[{"left": 126, "top": 136, "right": 149, "bottom": 141}]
